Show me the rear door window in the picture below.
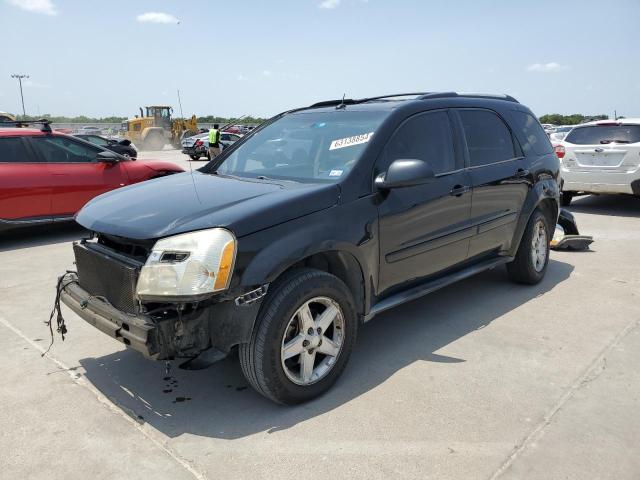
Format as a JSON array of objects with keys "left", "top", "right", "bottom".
[
  {"left": 0, "top": 137, "right": 37, "bottom": 163},
  {"left": 383, "top": 110, "right": 457, "bottom": 175},
  {"left": 510, "top": 111, "right": 554, "bottom": 155},
  {"left": 459, "top": 110, "right": 516, "bottom": 166},
  {"left": 565, "top": 125, "right": 640, "bottom": 145}
]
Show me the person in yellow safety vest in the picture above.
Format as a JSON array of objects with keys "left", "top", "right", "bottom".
[{"left": 208, "top": 124, "right": 221, "bottom": 159}]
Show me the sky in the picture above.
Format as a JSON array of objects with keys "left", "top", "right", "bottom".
[{"left": 1, "top": 0, "right": 639, "bottom": 119}]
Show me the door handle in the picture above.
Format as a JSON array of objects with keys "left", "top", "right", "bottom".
[
  {"left": 515, "top": 168, "right": 530, "bottom": 178},
  {"left": 449, "top": 185, "right": 470, "bottom": 197}
]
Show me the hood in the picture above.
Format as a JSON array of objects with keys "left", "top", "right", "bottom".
[
  {"left": 137, "top": 160, "right": 184, "bottom": 173},
  {"left": 76, "top": 171, "right": 339, "bottom": 240}
]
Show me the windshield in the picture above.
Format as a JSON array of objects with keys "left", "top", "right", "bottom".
[
  {"left": 565, "top": 124, "right": 640, "bottom": 145},
  {"left": 210, "top": 110, "right": 388, "bottom": 182}
]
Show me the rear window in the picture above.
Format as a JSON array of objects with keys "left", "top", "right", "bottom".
[
  {"left": 510, "top": 111, "right": 553, "bottom": 155},
  {"left": 0, "top": 137, "right": 33, "bottom": 163},
  {"left": 565, "top": 125, "right": 640, "bottom": 145}
]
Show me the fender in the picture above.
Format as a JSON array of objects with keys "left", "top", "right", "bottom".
[
  {"left": 235, "top": 199, "right": 379, "bottom": 316},
  {"left": 507, "top": 176, "right": 559, "bottom": 257}
]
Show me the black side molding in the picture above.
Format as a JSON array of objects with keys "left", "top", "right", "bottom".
[{"left": 365, "top": 256, "right": 513, "bottom": 322}]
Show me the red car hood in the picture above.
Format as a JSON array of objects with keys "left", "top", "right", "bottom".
[{"left": 138, "top": 160, "right": 184, "bottom": 173}]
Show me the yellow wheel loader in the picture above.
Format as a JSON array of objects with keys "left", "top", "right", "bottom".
[
  {"left": 123, "top": 106, "right": 198, "bottom": 151},
  {"left": 0, "top": 112, "right": 17, "bottom": 124}
]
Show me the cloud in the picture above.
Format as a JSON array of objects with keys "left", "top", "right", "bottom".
[
  {"left": 526, "top": 62, "right": 569, "bottom": 72},
  {"left": 262, "top": 70, "right": 272, "bottom": 77},
  {"left": 319, "top": 0, "right": 340, "bottom": 8},
  {"left": 237, "top": 74, "right": 247, "bottom": 81},
  {"left": 6, "top": 0, "right": 57, "bottom": 15},
  {"left": 136, "top": 12, "right": 179, "bottom": 24}
]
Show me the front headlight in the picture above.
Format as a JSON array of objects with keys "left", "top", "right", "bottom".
[{"left": 136, "top": 228, "right": 236, "bottom": 299}]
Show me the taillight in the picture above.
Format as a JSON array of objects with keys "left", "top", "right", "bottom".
[
  {"left": 194, "top": 139, "right": 203, "bottom": 147},
  {"left": 554, "top": 144, "right": 565, "bottom": 159}
]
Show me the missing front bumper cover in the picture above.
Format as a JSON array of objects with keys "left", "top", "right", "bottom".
[
  {"left": 59, "top": 273, "right": 265, "bottom": 362},
  {"left": 61, "top": 274, "right": 159, "bottom": 358}
]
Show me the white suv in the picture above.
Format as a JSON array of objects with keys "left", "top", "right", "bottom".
[{"left": 556, "top": 119, "right": 640, "bottom": 205}]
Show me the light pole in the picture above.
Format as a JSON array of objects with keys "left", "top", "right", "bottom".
[{"left": 11, "top": 74, "right": 29, "bottom": 117}]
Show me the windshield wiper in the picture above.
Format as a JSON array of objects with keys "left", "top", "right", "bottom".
[{"left": 254, "top": 175, "right": 300, "bottom": 184}]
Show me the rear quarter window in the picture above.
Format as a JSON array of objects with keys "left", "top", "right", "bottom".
[
  {"left": 510, "top": 111, "right": 553, "bottom": 155},
  {"left": 565, "top": 125, "right": 640, "bottom": 145}
]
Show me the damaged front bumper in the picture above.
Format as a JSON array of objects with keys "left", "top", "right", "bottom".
[
  {"left": 551, "top": 208, "right": 594, "bottom": 251},
  {"left": 61, "top": 274, "right": 162, "bottom": 359},
  {"left": 60, "top": 272, "right": 265, "bottom": 362}
]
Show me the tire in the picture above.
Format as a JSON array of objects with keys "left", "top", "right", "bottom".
[
  {"left": 561, "top": 192, "right": 573, "bottom": 207},
  {"left": 507, "top": 209, "right": 551, "bottom": 285},
  {"left": 189, "top": 155, "right": 200, "bottom": 161},
  {"left": 144, "top": 134, "right": 164, "bottom": 151},
  {"left": 239, "top": 268, "right": 358, "bottom": 405}
]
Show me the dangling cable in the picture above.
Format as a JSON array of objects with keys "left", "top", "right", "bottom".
[{"left": 42, "top": 271, "right": 77, "bottom": 357}]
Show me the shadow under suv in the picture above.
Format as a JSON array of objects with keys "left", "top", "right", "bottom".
[{"left": 57, "top": 92, "right": 560, "bottom": 404}]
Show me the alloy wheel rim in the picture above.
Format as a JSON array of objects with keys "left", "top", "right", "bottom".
[
  {"left": 280, "top": 296, "right": 345, "bottom": 386},
  {"left": 531, "top": 220, "right": 548, "bottom": 272}
]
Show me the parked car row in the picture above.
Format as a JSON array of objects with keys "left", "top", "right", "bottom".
[
  {"left": 548, "top": 125, "right": 577, "bottom": 142},
  {"left": 0, "top": 122, "right": 183, "bottom": 230},
  {"left": 75, "top": 134, "right": 138, "bottom": 158},
  {"left": 181, "top": 131, "right": 243, "bottom": 160}
]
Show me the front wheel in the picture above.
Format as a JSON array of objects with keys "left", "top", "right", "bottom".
[
  {"left": 239, "top": 269, "right": 358, "bottom": 405},
  {"left": 507, "top": 209, "right": 551, "bottom": 284},
  {"left": 144, "top": 134, "right": 164, "bottom": 151},
  {"left": 189, "top": 154, "right": 200, "bottom": 161}
]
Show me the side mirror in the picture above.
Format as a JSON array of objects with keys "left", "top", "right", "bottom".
[
  {"left": 97, "top": 151, "right": 119, "bottom": 163},
  {"left": 375, "top": 159, "right": 435, "bottom": 189},
  {"left": 118, "top": 139, "right": 132, "bottom": 146}
]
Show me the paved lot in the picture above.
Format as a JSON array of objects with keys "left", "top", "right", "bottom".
[{"left": 1, "top": 148, "right": 639, "bottom": 479}]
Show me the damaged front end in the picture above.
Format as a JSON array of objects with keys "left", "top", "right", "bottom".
[{"left": 58, "top": 234, "right": 265, "bottom": 365}]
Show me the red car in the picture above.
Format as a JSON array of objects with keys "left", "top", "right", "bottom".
[{"left": 0, "top": 123, "right": 184, "bottom": 230}]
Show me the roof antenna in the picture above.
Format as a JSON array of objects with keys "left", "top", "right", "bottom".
[{"left": 336, "top": 93, "right": 347, "bottom": 110}]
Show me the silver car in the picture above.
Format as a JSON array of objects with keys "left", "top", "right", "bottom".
[{"left": 181, "top": 131, "right": 243, "bottom": 160}]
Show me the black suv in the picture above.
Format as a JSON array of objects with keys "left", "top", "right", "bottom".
[{"left": 58, "top": 92, "right": 560, "bottom": 404}]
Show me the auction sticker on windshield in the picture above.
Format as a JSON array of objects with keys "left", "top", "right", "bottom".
[{"left": 329, "top": 132, "right": 374, "bottom": 150}]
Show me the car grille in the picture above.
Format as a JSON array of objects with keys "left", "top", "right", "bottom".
[{"left": 74, "top": 242, "right": 143, "bottom": 314}]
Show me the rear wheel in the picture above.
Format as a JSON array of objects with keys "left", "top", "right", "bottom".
[
  {"left": 239, "top": 269, "right": 358, "bottom": 405},
  {"left": 507, "top": 209, "right": 550, "bottom": 285}
]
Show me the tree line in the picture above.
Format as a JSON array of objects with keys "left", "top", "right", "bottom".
[
  {"left": 538, "top": 114, "right": 609, "bottom": 125},
  {"left": 8, "top": 114, "right": 268, "bottom": 124}
]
